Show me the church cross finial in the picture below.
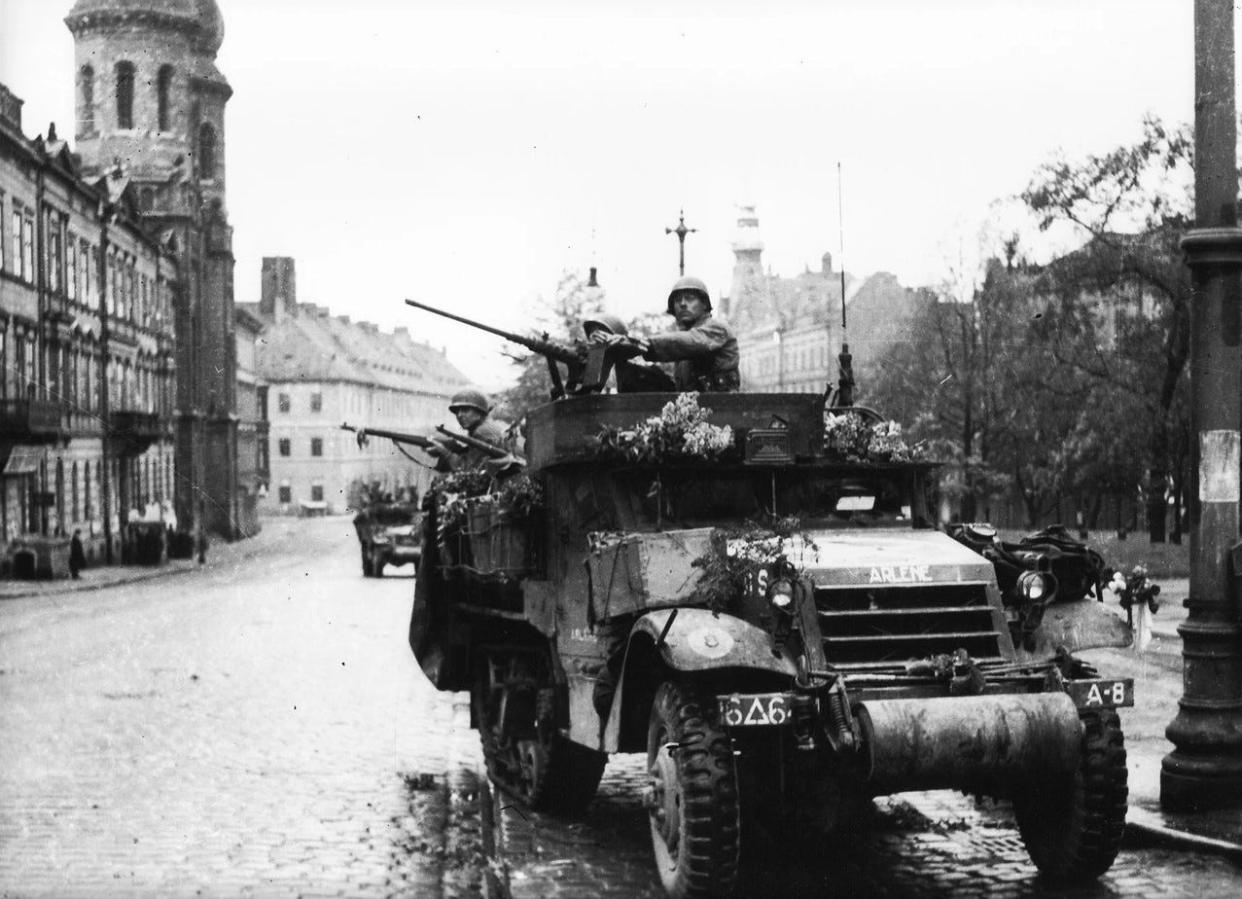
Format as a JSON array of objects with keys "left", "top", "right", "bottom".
[{"left": 665, "top": 208, "right": 697, "bottom": 276}]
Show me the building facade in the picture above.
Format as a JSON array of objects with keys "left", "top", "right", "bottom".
[
  {"left": 64, "top": 0, "right": 243, "bottom": 539},
  {"left": 723, "top": 206, "right": 927, "bottom": 396},
  {"left": 247, "top": 257, "right": 472, "bottom": 516},
  {"left": 234, "top": 304, "right": 266, "bottom": 536},
  {"left": 1, "top": 82, "right": 178, "bottom": 573}
]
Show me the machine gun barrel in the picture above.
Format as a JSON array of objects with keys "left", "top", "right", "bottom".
[
  {"left": 404, "top": 299, "right": 580, "bottom": 365},
  {"left": 435, "top": 425, "right": 511, "bottom": 460},
  {"left": 341, "top": 422, "right": 438, "bottom": 450}
]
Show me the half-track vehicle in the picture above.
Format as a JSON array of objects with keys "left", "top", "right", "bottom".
[
  {"left": 402, "top": 304, "right": 1134, "bottom": 897},
  {"left": 409, "top": 390, "right": 1134, "bottom": 896}
]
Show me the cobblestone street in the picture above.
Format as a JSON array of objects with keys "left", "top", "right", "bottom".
[
  {"left": 2, "top": 517, "right": 1240, "bottom": 898},
  {"left": 0, "top": 517, "right": 490, "bottom": 898}
]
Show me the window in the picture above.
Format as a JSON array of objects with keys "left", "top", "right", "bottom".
[
  {"left": 198, "top": 123, "right": 216, "bottom": 179},
  {"left": 310, "top": 437, "right": 323, "bottom": 457},
  {"left": 115, "top": 61, "right": 135, "bottom": 129},
  {"left": 67, "top": 237, "right": 77, "bottom": 301},
  {"left": 78, "top": 65, "right": 95, "bottom": 134},
  {"left": 82, "top": 241, "right": 93, "bottom": 301},
  {"left": 157, "top": 65, "right": 173, "bottom": 131},
  {"left": 0, "top": 193, "right": 5, "bottom": 274},
  {"left": 278, "top": 392, "right": 290, "bottom": 413},
  {"left": 48, "top": 214, "right": 62, "bottom": 294},
  {"left": 310, "top": 392, "right": 322, "bottom": 412},
  {"left": 10, "top": 208, "right": 20, "bottom": 278},
  {"left": 22, "top": 212, "right": 33, "bottom": 282},
  {"left": 310, "top": 484, "right": 324, "bottom": 502},
  {"left": 278, "top": 438, "right": 290, "bottom": 457},
  {"left": 278, "top": 485, "right": 291, "bottom": 504}
]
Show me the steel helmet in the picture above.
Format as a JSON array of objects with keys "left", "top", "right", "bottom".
[
  {"left": 666, "top": 275, "right": 711, "bottom": 314},
  {"left": 448, "top": 389, "right": 491, "bottom": 415},
  {"left": 582, "top": 313, "right": 629, "bottom": 337}
]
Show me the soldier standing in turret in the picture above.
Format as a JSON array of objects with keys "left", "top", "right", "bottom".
[{"left": 592, "top": 276, "right": 740, "bottom": 392}]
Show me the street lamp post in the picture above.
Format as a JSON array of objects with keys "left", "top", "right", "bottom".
[
  {"left": 665, "top": 209, "right": 697, "bottom": 276},
  {"left": 1161, "top": 0, "right": 1242, "bottom": 811}
]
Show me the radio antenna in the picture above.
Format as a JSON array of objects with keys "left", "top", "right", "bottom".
[{"left": 834, "top": 161, "right": 855, "bottom": 406}]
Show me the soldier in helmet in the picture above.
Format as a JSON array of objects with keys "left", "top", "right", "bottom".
[
  {"left": 582, "top": 314, "right": 675, "bottom": 393},
  {"left": 427, "top": 389, "right": 509, "bottom": 471},
  {"left": 591, "top": 276, "right": 740, "bottom": 392}
]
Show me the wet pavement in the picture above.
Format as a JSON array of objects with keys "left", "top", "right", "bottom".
[{"left": 3, "top": 527, "right": 1241, "bottom": 897}]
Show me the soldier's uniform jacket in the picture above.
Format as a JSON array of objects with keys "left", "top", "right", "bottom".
[
  {"left": 437, "top": 417, "right": 508, "bottom": 472},
  {"left": 644, "top": 315, "right": 741, "bottom": 392}
]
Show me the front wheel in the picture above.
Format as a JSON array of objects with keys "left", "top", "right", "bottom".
[
  {"left": 1013, "top": 709, "right": 1128, "bottom": 882},
  {"left": 360, "top": 546, "right": 374, "bottom": 577},
  {"left": 646, "top": 680, "right": 741, "bottom": 899}
]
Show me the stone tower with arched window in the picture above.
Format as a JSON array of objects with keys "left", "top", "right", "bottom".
[{"left": 65, "top": 0, "right": 242, "bottom": 540}]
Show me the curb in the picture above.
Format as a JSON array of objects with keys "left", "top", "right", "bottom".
[
  {"left": 0, "top": 562, "right": 198, "bottom": 601},
  {"left": 1123, "top": 808, "right": 1242, "bottom": 861}
]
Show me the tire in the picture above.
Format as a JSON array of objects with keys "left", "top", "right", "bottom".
[
  {"left": 646, "top": 680, "right": 741, "bottom": 899},
  {"left": 361, "top": 546, "right": 373, "bottom": 577},
  {"left": 372, "top": 550, "right": 385, "bottom": 578},
  {"left": 1013, "top": 709, "right": 1127, "bottom": 882}
]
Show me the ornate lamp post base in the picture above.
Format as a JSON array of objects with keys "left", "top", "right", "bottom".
[{"left": 1161, "top": 225, "right": 1242, "bottom": 812}]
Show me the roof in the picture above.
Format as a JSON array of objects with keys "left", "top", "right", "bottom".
[
  {"left": 243, "top": 302, "right": 472, "bottom": 398},
  {"left": 66, "top": 0, "right": 224, "bottom": 53}
]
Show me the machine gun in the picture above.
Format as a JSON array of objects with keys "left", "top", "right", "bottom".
[
  {"left": 404, "top": 299, "right": 615, "bottom": 400},
  {"left": 340, "top": 422, "right": 441, "bottom": 451}
]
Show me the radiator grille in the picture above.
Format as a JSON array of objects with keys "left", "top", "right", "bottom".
[{"left": 814, "top": 582, "right": 1006, "bottom": 669}]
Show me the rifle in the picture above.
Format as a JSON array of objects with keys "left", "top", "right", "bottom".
[
  {"left": 435, "top": 425, "right": 511, "bottom": 460},
  {"left": 404, "top": 298, "right": 615, "bottom": 400},
  {"left": 340, "top": 422, "right": 441, "bottom": 451}
]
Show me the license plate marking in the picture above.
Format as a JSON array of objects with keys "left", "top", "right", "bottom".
[
  {"left": 1067, "top": 679, "right": 1134, "bottom": 709},
  {"left": 717, "top": 692, "right": 793, "bottom": 727}
]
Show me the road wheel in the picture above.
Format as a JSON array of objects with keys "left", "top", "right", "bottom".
[
  {"left": 372, "top": 550, "right": 385, "bottom": 578},
  {"left": 646, "top": 680, "right": 740, "bottom": 899},
  {"left": 1013, "top": 709, "right": 1127, "bottom": 882},
  {"left": 361, "top": 546, "right": 373, "bottom": 577},
  {"left": 473, "top": 651, "right": 606, "bottom": 815}
]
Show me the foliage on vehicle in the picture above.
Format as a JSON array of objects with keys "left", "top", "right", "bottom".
[
  {"left": 823, "top": 411, "right": 929, "bottom": 463},
  {"left": 593, "top": 392, "right": 735, "bottom": 464},
  {"left": 691, "top": 515, "right": 817, "bottom": 614}
]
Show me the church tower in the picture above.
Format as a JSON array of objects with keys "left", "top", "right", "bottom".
[
  {"left": 65, "top": 0, "right": 241, "bottom": 539},
  {"left": 729, "top": 205, "right": 766, "bottom": 332}
]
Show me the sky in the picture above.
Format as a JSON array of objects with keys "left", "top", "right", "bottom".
[{"left": 0, "top": 0, "right": 1217, "bottom": 389}]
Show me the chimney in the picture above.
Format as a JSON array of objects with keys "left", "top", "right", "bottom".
[
  {"left": 0, "top": 83, "right": 23, "bottom": 130},
  {"left": 588, "top": 267, "right": 599, "bottom": 287},
  {"left": 394, "top": 326, "right": 410, "bottom": 340},
  {"left": 260, "top": 257, "right": 297, "bottom": 323}
]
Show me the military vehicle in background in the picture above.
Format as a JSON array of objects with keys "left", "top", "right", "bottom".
[
  {"left": 403, "top": 307, "right": 1136, "bottom": 898},
  {"left": 342, "top": 424, "right": 430, "bottom": 578},
  {"left": 353, "top": 498, "right": 421, "bottom": 578}
]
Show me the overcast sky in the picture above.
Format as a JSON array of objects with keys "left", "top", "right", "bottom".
[{"left": 0, "top": 1, "right": 1218, "bottom": 388}]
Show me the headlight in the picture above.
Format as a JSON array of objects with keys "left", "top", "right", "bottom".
[
  {"left": 768, "top": 579, "right": 794, "bottom": 610},
  {"left": 1017, "top": 570, "right": 1051, "bottom": 602}
]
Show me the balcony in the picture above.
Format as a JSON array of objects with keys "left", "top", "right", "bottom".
[
  {"left": 0, "top": 399, "right": 67, "bottom": 443},
  {"left": 109, "top": 409, "right": 170, "bottom": 454}
]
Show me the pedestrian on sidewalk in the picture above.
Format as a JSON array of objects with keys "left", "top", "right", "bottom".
[{"left": 69, "top": 530, "right": 86, "bottom": 580}]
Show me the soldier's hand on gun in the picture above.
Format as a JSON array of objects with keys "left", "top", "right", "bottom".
[{"left": 591, "top": 332, "right": 648, "bottom": 359}]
